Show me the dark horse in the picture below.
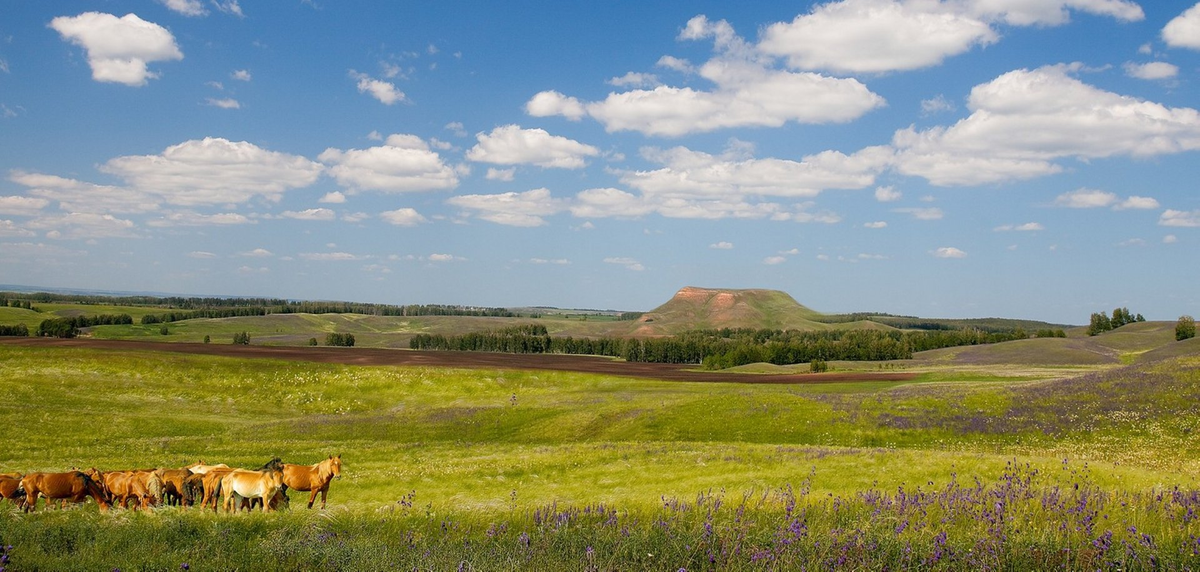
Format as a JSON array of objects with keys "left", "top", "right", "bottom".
[{"left": 21, "top": 471, "right": 110, "bottom": 512}]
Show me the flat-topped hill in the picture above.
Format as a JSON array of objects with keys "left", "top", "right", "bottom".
[{"left": 628, "top": 287, "right": 836, "bottom": 336}]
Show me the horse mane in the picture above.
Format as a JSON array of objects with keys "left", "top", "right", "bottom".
[{"left": 256, "top": 457, "right": 284, "bottom": 472}]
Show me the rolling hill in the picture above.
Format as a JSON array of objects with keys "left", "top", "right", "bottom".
[{"left": 625, "top": 286, "right": 885, "bottom": 336}]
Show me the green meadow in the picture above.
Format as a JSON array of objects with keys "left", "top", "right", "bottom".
[{"left": 1, "top": 340, "right": 1199, "bottom": 569}]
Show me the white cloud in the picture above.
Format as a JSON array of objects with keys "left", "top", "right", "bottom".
[
  {"left": 231, "top": 69, "right": 251, "bottom": 81},
  {"left": 319, "top": 191, "right": 347, "bottom": 204},
  {"left": 11, "top": 171, "right": 157, "bottom": 214},
  {"left": 50, "top": 12, "right": 183, "bottom": 86},
  {"left": 656, "top": 55, "right": 694, "bottom": 73},
  {"left": 27, "top": 212, "right": 137, "bottom": 239},
  {"left": 1163, "top": 3, "right": 1200, "bottom": 49},
  {"left": 759, "top": 0, "right": 998, "bottom": 73},
  {"left": 1123, "top": 61, "right": 1179, "bottom": 80},
  {"left": 569, "top": 188, "right": 656, "bottom": 219},
  {"left": 858, "top": 253, "right": 887, "bottom": 260},
  {"left": 1160, "top": 209, "right": 1200, "bottom": 227},
  {"left": 526, "top": 91, "right": 587, "bottom": 121},
  {"left": 187, "top": 251, "right": 217, "bottom": 259},
  {"left": 874, "top": 185, "right": 901, "bottom": 202},
  {"left": 428, "top": 253, "right": 464, "bottom": 263},
  {"left": 0, "top": 220, "right": 34, "bottom": 238},
  {"left": 894, "top": 207, "right": 943, "bottom": 220},
  {"left": 1164, "top": 234, "right": 1178, "bottom": 244},
  {"left": 529, "top": 258, "right": 570, "bottom": 265},
  {"left": 1115, "top": 196, "right": 1160, "bottom": 210},
  {"left": 301, "top": 252, "right": 366, "bottom": 261},
  {"left": 864, "top": 221, "right": 887, "bottom": 228},
  {"left": 921, "top": 95, "right": 956, "bottom": 115},
  {"left": 205, "top": 97, "right": 240, "bottom": 109},
  {"left": 145, "top": 211, "right": 252, "bottom": 227},
  {"left": 379, "top": 208, "right": 427, "bottom": 226},
  {"left": 466, "top": 125, "right": 599, "bottom": 169},
  {"left": 1054, "top": 188, "right": 1117, "bottom": 208},
  {"left": 445, "top": 122, "right": 467, "bottom": 137},
  {"left": 349, "top": 70, "right": 405, "bottom": 105},
  {"left": 486, "top": 168, "right": 516, "bottom": 181},
  {"left": 893, "top": 64, "right": 1200, "bottom": 186},
  {"left": 604, "top": 257, "right": 644, "bottom": 271},
  {"left": 367, "top": 130, "right": 383, "bottom": 141},
  {"left": 710, "top": 241, "right": 734, "bottom": 250},
  {"left": 994, "top": 222, "right": 1044, "bottom": 231},
  {"left": 758, "top": 0, "right": 1141, "bottom": 74},
  {"left": 447, "top": 188, "right": 565, "bottom": 227},
  {"left": 341, "top": 212, "right": 369, "bottom": 223},
  {"left": 0, "top": 195, "right": 50, "bottom": 216},
  {"left": 933, "top": 246, "right": 967, "bottom": 259},
  {"left": 159, "top": 0, "right": 206, "bottom": 16},
  {"left": 763, "top": 256, "right": 787, "bottom": 265},
  {"left": 319, "top": 134, "right": 459, "bottom": 193},
  {"left": 239, "top": 248, "right": 272, "bottom": 257},
  {"left": 1118, "top": 238, "right": 1146, "bottom": 247},
  {"left": 533, "top": 16, "right": 884, "bottom": 137},
  {"left": 213, "top": 1, "right": 243, "bottom": 17},
  {"left": 608, "top": 72, "right": 660, "bottom": 88},
  {"left": 281, "top": 208, "right": 336, "bottom": 221},
  {"left": 101, "top": 138, "right": 323, "bottom": 206},
  {"left": 237, "top": 266, "right": 269, "bottom": 274}
]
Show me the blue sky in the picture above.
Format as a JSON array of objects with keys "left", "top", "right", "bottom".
[{"left": 1, "top": 1, "right": 1199, "bottom": 322}]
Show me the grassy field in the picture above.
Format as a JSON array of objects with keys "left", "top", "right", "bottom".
[{"left": 1, "top": 341, "right": 1199, "bottom": 569}]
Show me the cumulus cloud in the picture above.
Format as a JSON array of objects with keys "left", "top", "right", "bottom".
[
  {"left": 319, "top": 191, "right": 346, "bottom": 204},
  {"left": 50, "top": 12, "right": 183, "bottom": 86},
  {"left": 758, "top": 0, "right": 1141, "bottom": 74},
  {"left": 213, "top": 1, "right": 243, "bottom": 18},
  {"left": 485, "top": 168, "right": 516, "bottom": 182},
  {"left": 466, "top": 125, "right": 600, "bottom": 169},
  {"left": 1115, "top": 196, "right": 1160, "bottom": 210},
  {"left": 1163, "top": 3, "right": 1200, "bottom": 49},
  {"left": 1123, "top": 61, "right": 1179, "bottom": 80},
  {"left": 239, "top": 248, "right": 273, "bottom": 257},
  {"left": 710, "top": 241, "right": 734, "bottom": 249},
  {"left": 349, "top": 70, "right": 405, "bottom": 105},
  {"left": 11, "top": 171, "right": 156, "bottom": 214},
  {"left": 874, "top": 185, "right": 901, "bottom": 202},
  {"left": 100, "top": 137, "right": 323, "bottom": 206},
  {"left": 1160, "top": 209, "right": 1200, "bottom": 227},
  {"left": 528, "top": 16, "right": 884, "bottom": 136},
  {"left": 893, "top": 64, "right": 1200, "bottom": 186},
  {"left": 894, "top": 207, "right": 943, "bottom": 220},
  {"left": 379, "top": 208, "right": 427, "bottom": 226},
  {"left": 763, "top": 256, "right": 787, "bottom": 265},
  {"left": 921, "top": 95, "right": 956, "bottom": 115},
  {"left": 447, "top": 188, "right": 566, "bottom": 227},
  {"left": 932, "top": 246, "right": 967, "bottom": 258},
  {"left": 0, "top": 220, "right": 34, "bottom": 238},
  {"left": 864, "top": 221, "right": 887, "bottom": 228},
  {"left": 1164, "top": 234, "right": 1179, "bottom": 244},
  {"left": 145, "top": 211, "right": 252, "bottom": 227},
  {"left": 608, "top": 72, "right": 660, "bottom": 87},
  {"left": 529, "top": 258, "right": 571, "bottom": 265},
  {"left": 26, "top": 212, "right": 138, "bottom": 239},
  {"left": 205, "top": 97, "right": 240, "bottom": 109},
  {"left": 281, "top": 208, "right": 336, "bottom": 221},
  {"left": 319, "top": 134, "right": 459, "bottom": 193},
  {"left": 1054, "top": 188, "right": 1117, "bottom": 208},
  {"left": 604, "top": 257, "right": 645, "bottom": 271},
  {"left": 300, "top": 252, "right": 367, "bottom": 262},
  {"left": 159, "top": 0, "right": 206, "bottom": 16},
  {"left": 428, "top": 253, "right": 465, "bottom": 262},
  {"left": 231, "top": 69, "right": 251, "bottom": 81},
  {"left": 0, "top": 195, "right": 50, "bottom": 216},
  {"left": 994, "top": 222, "right": 1044, "bottom": 231}
]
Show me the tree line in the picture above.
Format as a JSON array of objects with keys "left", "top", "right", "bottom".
[
  {"left": 1086, "top": 307, "right": 1145, "bottom": 336},
  {"left": 409, "top": 325, "right": 1037, "bottom": 367}
]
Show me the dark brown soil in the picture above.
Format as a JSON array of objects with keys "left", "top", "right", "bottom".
[{"left": 0, "top": 338, "right": 919, "bottom": 385}]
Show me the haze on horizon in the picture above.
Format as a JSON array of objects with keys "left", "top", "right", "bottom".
[{"left": 1, "top": 1, "right": 1199, "bottom": 323}]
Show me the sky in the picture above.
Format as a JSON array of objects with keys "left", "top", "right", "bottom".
[{"left": 1, "top": 0, "right": 1199, "bottom": 323}]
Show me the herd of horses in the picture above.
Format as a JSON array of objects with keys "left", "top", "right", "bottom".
[{"left": 0, "top": 455, "right": 342, "bottom": 513}]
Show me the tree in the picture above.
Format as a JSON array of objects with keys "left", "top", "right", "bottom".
[
  {"left": 203, "top": 335, "right": 211, "bottom": 344},
  {"left": 1087, "top": 312, "right": 1112, "bottom": 336},
  {"left": 36, "top": 319, "right": 77, "bottom": 338},
  {"left": 1177, "top": 316, "right": 1196, "bottom": 341},
  {"left": 810, "top": 359, "right": 828, "bottom": 373},
  {"left": 308, "top": 337, "right": 318, "bottom": 346},
  {"left": 233, "top": 332, "right": 250, "bottom": 345},
  {"left": 159, "top": 325, "right": 169, "bottom": 335}
]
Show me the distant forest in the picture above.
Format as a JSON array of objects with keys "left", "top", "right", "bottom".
[{"left": 409, "top": 325, "right": 1062, "bottom": 368}]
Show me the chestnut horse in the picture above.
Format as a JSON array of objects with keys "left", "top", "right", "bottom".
[
  {"left": 104, "top": 470, "right": 163, "bottom": 510},
  {"left": 200, "top": 468, "right": 235, "bottom": 511},
  {"left": 155, "top": 468, "right": 192, "bottom": 506},
  {"left": 20, "top": 471, "right": 109, "bottom": 512},
  {"left": 282, "top": 455, "right": 343, "bottom": 509},
  {"left": 0, "top": 473, "right": 25, "bottom": 506},
  {"left": 185, "top": 461, "right": 229, "bottom": 475},
  {"left": 221, "top": 467, "right": 285, "bottom": 513}
]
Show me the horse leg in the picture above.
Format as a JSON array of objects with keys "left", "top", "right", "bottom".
[
  {"left": 320, "top": 487, "right": 329, "bottom": 510},
  {"left": 308, "top": 488, "right": 319, "bottom": 509}
]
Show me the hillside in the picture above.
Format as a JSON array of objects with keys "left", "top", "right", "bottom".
[{"left": 628, "top": 286, "right": 842, "bottom": 336}]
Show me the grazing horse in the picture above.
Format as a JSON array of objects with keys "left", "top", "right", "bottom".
[
  {"left": 200, "top": 468, "right": 235, "bottom": 512},
  {"left": 20, "top": 471, "right": 109, "bottom": 512},
  {"left": 155, "top": 468, "right": 192, "bottom": 506},
  {"left": 221, "top": 465, "right": 285, "bottom": 513},
  {"left": 0, "top": 473, "right": 25, "bottom": 506},
  {"left": 282, "top": 455, "right": 343, "bottom": 509},
  {"left": 104, "top": 470, "right": 163, "bottom": 510},
  {"left": 185, "top": 461, "right": 229, "bottom": 475},
  {"left": 182, "top": 473, "right": 206, "bottom": 507}
]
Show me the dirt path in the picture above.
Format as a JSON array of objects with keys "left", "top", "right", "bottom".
[{"left": 0, "top": 338, "right": 919, "bottom": 385}]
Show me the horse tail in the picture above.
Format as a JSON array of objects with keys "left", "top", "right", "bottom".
[{"left": 147, "top": 473, "right": 164, "bottom": 505}]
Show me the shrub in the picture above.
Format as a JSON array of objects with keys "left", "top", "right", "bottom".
[
  {"left": 325, "top": 333, "right": 355, "bottom": 347},
  {"left": 159, "top": 325, "right": 169, "bottom": 335},
  {"left": 233, "top": 331, "right": 250, "bottom": 345},
  {"left": 810, "top": 359, "right": 828, "bottom": 373},
  {"left": 1177, "top": 316, "right": 1196, "bottom": 341},
  {"left": 36, "top": 318, "right": 77, "bottom": 338},
  {"left": 308, "top": 337, "right": 318, "bottom": 346},
  {"left": 203, "top": 335, "right": 211, "bottom": 344}
]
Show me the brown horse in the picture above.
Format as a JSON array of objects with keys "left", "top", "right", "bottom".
[
  {"left": 182, "top": 473, "right": 206, "bottom": 507},
  {"left": 221, "top": 467, "right": 285, "bottom": 513},
  {"left": 0, "top": 473, "right": 25, "bottom": 506},
  {"left": 155, "top": 468, "right": 192, "bottom": 506},
  {"left": 200, "top": 468, "right": 235, "bottom": 511},
  {"left": 185, "top": 461, "right": 229, "bottom": 475},
  {"left": 103, "top": 470, "right": 163, "bottom": 510},
  {"left": 20, "top": 471, "right": 109, "bottom": 512},
  {"left": 282, "top": 455, "right": 343, "bottom": 509}
]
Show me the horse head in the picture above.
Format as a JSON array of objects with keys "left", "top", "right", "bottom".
[
  {"left": 259, "top": 457, "right": 285, "bottom": 473},
  {"left": 330, "top": 455, "right": 343, "bottom": 479}
]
